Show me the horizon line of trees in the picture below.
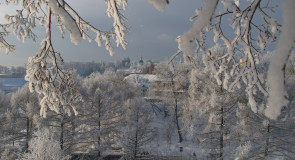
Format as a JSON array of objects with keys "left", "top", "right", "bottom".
[{"left": 0, "top": 59, "right": 157, "bottom": 77}]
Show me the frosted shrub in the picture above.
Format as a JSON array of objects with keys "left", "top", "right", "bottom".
[{"left": 19, "top": 128, "right": 66, "bottom": 160}]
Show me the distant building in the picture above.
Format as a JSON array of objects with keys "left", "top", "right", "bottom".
[
  {"left": 139, "top": 56, "right": 144, "bottom": 66},
  {"left": 124, "top": 73, "right": 185, "bottom": 97},
  {"left": 117, "top": 57, "right": 157, "bottom": 76}
]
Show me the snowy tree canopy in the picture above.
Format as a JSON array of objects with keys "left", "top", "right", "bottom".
[{"left": 172, "top": 0, "right": 295, "bottom": 120}]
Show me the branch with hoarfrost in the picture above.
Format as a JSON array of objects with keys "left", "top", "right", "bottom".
[
  {"left": 1, "top": 0, "right": 128, "bottom": 56},
  {"left": 265, "top": 0, "right": 295, "bottom": 120},
  {"left": 147, "top": 0, "right": 169, "bottom": 12},
  {"left": 1, "top": 0, "right": 128, "bottom": 117},
  {"left": 25, "top": 9, "right": 79, "bottom": 118},
  {"left": 175, "top": 0, "right": 285, "bottom": 118},
  {"left": 1, "top": 0, "right": 128, "bottom": 58},
  {"left": 48, "top": 0, "right": 128, "bottom": 56},
  {"left": 106, "top": 0, "right": 128, "bottom": 51},
  {"left": 177, "top": 0, "right": 218, "bottom": 61},
  {"left": 2, "top": 9, "right": 38, "bottom": 43},
  {"left": 0, "top": 8, "right": 37, "bottom": 53},
  {"left": 0, "top": 33, "right": 15, "bottom": 53}
]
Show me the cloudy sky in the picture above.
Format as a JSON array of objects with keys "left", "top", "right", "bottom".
[{"left": 0, "top": 0, "right": 201, "bottom": 67}]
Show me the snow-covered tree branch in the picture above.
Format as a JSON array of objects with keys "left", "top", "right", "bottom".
[
  {"left": 0, "top": 0, "right": 128, "bottom": 116},
  {"left": 265, "top": 0, "right": 295, "bottom": 120},
  {"left": 174, "top": 0, "right": 294, "bottom": 120}
]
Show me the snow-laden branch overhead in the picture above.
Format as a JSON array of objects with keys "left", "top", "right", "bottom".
[
  {"left": 172, "top": 0, "right": 293, "bottom": 119},
  {"left": 265, "top": 0, "right": 295, "bottom": 120},
  {"left": 177, "top": 0, "right": 218, "bottom": 61},
  {"left": 147, "top": 0, "right": 169, "bottom": 11},
  {"left": 0, "top": 0, "right": 128, "bottom": 117}
]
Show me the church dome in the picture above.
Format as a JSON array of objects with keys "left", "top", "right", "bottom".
[{"left": 139, "top": 56, "right": 144, "bottom": 66}]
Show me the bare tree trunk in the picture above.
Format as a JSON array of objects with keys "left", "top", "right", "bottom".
[
  {"left": 97, "top": 99, "right": 101, "bottom": 157},
  {"left": 60, "top": 116, "right": 64, "bottom": 150},
  {"left": 174, "top": 99, "right": 183, "bottom": 143},
  {"left": 68, "top": 119, "right": 75, "bottom": 154},
  {"left": 171, "top": 77, "right": 183, "bottom": 143},
  {"left": 264, "top": 124, "right": 270, "bottom": 157},
  {"left": 25, "top": 117, "right": 30, "bottom": 151},
  {"left": 98, "top": 120, "right": 101, "bottom": 157},
  {"left": 134, "top": 128, "right": 138, "bottom": 160},
  {"left": 133, "top": 108, "right": 140, "bottom": 160},
  {"left": 219, "top": 104, "right": 224, "bottom": 160},
  {"left": 219, "top": 86, "right": 224, "bottom": 160}
]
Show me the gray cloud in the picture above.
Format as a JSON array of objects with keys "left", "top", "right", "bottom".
[{"left": 0, "top": 0, "right": 201, "bottom": 66}]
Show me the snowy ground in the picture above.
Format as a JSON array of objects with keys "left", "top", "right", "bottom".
[{"left": 139, "top": 108, "right": 201, "bottom": 159}]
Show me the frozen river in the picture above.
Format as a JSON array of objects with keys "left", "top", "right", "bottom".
[{"left": 0, "top": 77, "right": 26, "bottom": 93}]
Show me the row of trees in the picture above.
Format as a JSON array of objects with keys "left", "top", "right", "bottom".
[
  {"left": 0, "top": 71, "right": 157, "bottom": 159},
  {"left": 0, "top": 65, "right": 25, "bottom": 75},
  {"left": 0, "top": 59, "right": 153, "bottom": 77}
]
